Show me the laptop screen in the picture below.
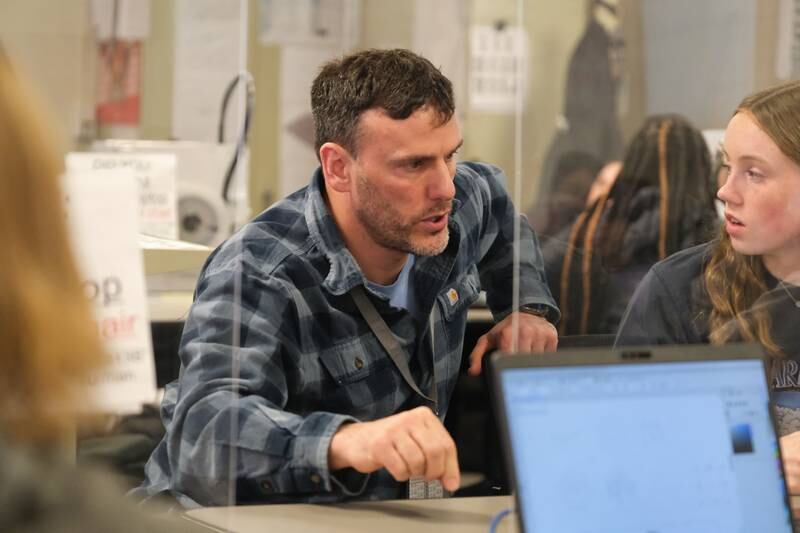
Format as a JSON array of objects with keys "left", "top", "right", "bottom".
[{"left": 500, "top": 359, "right": 793, "bottom": 533}]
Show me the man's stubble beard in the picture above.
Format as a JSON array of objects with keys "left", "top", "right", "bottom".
[{"left": 354, "top": 174, "right": 450, "bottom": 257}]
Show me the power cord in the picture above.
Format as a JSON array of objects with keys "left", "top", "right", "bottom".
[
  {"left": 217, "top": 71, "right": 255, "bottom": 205},
  {"left": 489, "top": 507, "right": 514, "bottom": 533}
]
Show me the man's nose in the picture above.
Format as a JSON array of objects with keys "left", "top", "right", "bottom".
[{"left": 429, "top": 160, "right": 456, "bottom": 201}]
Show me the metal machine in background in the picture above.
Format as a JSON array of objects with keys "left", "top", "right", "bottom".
[
  {"left": 93, "top": 139, "right": 250, "bottom": 247},
  {"left": 94, "top": 72, "right": 255, "bottom": 248}
]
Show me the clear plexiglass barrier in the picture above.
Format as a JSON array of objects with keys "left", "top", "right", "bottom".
[{"left": 3, "top": 1, "right": 800, "bottom": 531}]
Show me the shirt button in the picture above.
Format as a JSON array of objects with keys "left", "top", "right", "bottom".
[
  {"left": 310, "top": 473, "right": 322, "bottom": 484},
  {"left": 354, "top": 357, "right": 364, "bottom": 370},
  {"left": 259, "top": 480, "right": 274, "bottom": 493}
]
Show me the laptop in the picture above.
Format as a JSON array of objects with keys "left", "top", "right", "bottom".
[{"left": 489, "top": 344, "right": 795, "bottom": 533}]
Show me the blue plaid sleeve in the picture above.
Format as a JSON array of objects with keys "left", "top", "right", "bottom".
[
  {"left": 163, "top": 269, "right": 359, "bottom": 506},
  {"left": 459, "top": 162, "right": 559, "bottom": 322}
]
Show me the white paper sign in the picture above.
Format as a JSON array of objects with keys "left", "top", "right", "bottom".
[
  {"left": 172, "top": 0, "right": 245, "bottom": 142},
  {"left": 67, "top": 152, "right": 178, "bottom": 240},
  {"left": 258, "top": 0, "right": 360, "bottom": 48},
  {"left": 90, "top": 0, "right": 151, "bottom": 40},
  {"left": 64, "top": 172, "right": 157, "bottom": 414},
  {"left": 469, "top": 25, "right": 529, "bottom": 114}
]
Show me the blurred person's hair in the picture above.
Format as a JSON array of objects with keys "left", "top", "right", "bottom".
[
  {"left": 528, "top": 151, "right": 603, "bottom": 239},
  {"left": 558, "top": 114, "right": 716, "bottom": 334},
  {"left": 595, "top": 114, "right": 716, "bottom": 266},
  {"left": 705, "top": 80, "right": 800, "bottom": 362},
  {"left": 310, "top": 48, "right": 455, "bottom": 159},
  {"left": 0, "top": 50, "right": 105, "bottom": 444}
]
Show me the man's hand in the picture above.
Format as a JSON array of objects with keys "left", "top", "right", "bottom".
[
  {"left": 468, "top": 311, "right": 558, "bottom": 376},
  {"left": 781, "top": 431, "right": 800, "bottom": 494},
  {"left": 328, "top": 406, "right": 460, "bottom": 492}
]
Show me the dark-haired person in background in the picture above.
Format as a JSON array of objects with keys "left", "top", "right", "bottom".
[
  {"left": 543, "top": 114, "right": 717, "bottom": 336},
  {"left": 526, "top": 150, "right": 603, "bottom": 245},
  {"left": 136, "top": 48, "right": 558, "bottom": 507}
]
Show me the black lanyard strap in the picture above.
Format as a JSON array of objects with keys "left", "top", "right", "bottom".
[{"left": 350, "top": 285, "right": 438, "bottom": 409}]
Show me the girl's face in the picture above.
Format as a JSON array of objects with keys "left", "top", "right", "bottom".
[{"left": 719, "top": 111, "right": 800, "bottom": 280}]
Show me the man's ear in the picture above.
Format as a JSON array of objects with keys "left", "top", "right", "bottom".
[{"left": 319, "top": 142, "right": 354, "bottom": 193}]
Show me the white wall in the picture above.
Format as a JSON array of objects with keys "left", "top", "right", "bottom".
[{"left": 0, "top": 0, "right": 93, "bottom": 145}]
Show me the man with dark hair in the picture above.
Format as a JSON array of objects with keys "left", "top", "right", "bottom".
[{"left": 136, "top": 48, "right": 558, "bottom": 507}]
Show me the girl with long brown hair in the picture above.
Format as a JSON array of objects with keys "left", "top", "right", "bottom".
[{"left": 616, "top": 80, "right": 800, "bottom": 493}]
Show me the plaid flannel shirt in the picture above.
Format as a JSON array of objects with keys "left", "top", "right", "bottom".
[{"left": 135, "top": 161, "right": 557, "bottom": 507}]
